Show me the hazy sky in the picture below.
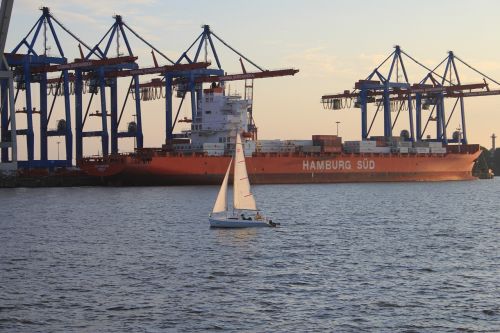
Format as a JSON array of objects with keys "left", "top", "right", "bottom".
[{"left": 7, "top": 0, "right": 500, "bottom": 159}]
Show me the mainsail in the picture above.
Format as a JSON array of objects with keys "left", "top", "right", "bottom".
[
  {"left": 212, "top": 158, "right": 233, "bottom": 214},
  {"left": 233, "top": 133, "right": 257, "bottom": 211}
]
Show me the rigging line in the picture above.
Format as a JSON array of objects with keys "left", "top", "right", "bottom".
[
  {"left": 22, "top": 17, "right": 43, "bottom": 45},
  {"left": 82, "top": 91, "right": 95, "bottom": 128},
  {"left": 171, "top": 93, "right": 186, "bottom": 132},
  {"left": 454, "top": 55, "right": 500, "bottom": 86},
  {"left": 117, "top": 77, "right": 134, "bottom": 126},
  {"left": 14, "top": 86, "right": 20, "bottom": 103},
  {"left": 420, "top": 56, "right": 449, "bottom": 85},
  {"left": 373, "top": 50, "right": 396, "bottom": 72},
  {"left": 49, "top": 14, "right": 93, "bottom": 52},
  {"left": 445, "top": 98, "right": 460, "bottom": 129},
  {"left": 48, "top": 73, "right": 63, "bottom": 122},
  {"left": 210, "top": 31, "right": 265, "bottom": 71},
  {"left": 184, "top": 32, "right": 204, "bottom": 55},
  {"left": 367, "top": 101, "right": 383, "bottom": 136},
  {"left": 421, "top": 104, "right": 436, "bottom": 137},
  {"left": 11, "top": 16, "right": 43, "bottom": 53},
  {"left": 122, "top": 22, "right": 175, "bottom": 64},
  {"left": 400, "top": 49, "right": 452, "bottom": 85},
  {"left": 391, "top": 100, "right": 405, "bottom": 130}
]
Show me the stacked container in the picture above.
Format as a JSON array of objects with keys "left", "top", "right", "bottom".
[
  {"left": 410, "top": 147, "right": 430, "bottom": 154},
  {"left": 256, "top": 140, "right": 282, "bottom": 153},
  {"left": 371, "top": 136, "right": 389, "bottom": 147},
  {"left": 428, "top": 141, "right": 446, "bottom": 154},
  {"left": 391, "top": 140, "right": 412, "bottom": 153},
  {"left": 344, "top": 140, "right": 379, "bottom": 153},
  {"left": 312, "top": 135, "right": 342, "bottom": 153},
  {"left": 301, "top": 146, "right": 322, "bottom": 153}
]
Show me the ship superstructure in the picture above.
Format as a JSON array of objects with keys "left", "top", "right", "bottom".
[{"left": 175, "top": 86, "right": 251, "bottom": 156}]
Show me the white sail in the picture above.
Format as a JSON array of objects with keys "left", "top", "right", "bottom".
[
  {"left": 212, "top": 158, "right": 233, "bottom": 214},
  {"left": 233, "top": 133, "right": 257, "bottom": 211}
]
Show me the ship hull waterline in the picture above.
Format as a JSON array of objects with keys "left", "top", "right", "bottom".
[{"left": 80, "top": 151, "right": 481, "bottom": 186}]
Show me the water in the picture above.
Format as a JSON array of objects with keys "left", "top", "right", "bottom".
[{"left": 1, "top": 180, "right": 499, "bottom": 332}]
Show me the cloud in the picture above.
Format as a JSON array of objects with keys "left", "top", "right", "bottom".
[{"left": 284, "top": 47, "right": 342, "bottom": 79}]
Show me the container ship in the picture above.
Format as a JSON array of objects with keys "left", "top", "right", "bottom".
[{"left": 79, "top": 86, "right": 481, "bottom": 185}]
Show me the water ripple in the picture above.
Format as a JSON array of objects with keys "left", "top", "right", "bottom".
[{"left": 0, "top": 181, "right": 499, "bottom": 332}]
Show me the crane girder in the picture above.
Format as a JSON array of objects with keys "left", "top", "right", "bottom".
[
  {"left": 136, "top": 68, "right": 299, "bottom": 89},
  {"left": 193, "top": 68, "right": 299, "bottom": 83},
  {"left": 321, "top": 82, "right": 489, "bottom": 101},
  {"left": 29, "top": 56, "right": 138, "bottom": 73},
  {"left": 106, "top": 61, "right": 210, "bottom": 78}
]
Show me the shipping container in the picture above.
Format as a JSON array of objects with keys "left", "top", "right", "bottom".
[
  {"left": 413, "top": 141, "right": 430, "bottom": 148},
  {"left": 395, "top": 141, "right": 412, "bottom": 148},
  {"left": 430, "top": 147, "right": 447, "bottom": 154},
  {"left": 410, "top": 147, "right": 430, "bottom": 154},
  {"left": 428, "top": 142, "right": 443, "bottom": 148},
  {"left": 301, "top": 146, "right": 321, "bottom": 153},
  {"left": 321, "top": 146, "right": 342, "bottom": 153},
  {"left": 290, "top": 140, "right": 313, "bottom": 147}
]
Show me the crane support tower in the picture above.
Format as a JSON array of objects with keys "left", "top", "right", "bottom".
[{"left": 0, "top": 0, "right": 16, "bottom": 172}]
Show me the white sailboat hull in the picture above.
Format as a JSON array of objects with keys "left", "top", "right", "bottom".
[{"left": 209, "top": 217, "right": 273, "bottom": 228}]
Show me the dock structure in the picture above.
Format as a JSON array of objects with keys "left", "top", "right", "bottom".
[{"left": 2, "top": 7, "right": 297, "bottom": 172}]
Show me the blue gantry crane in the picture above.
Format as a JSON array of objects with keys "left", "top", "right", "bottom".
[
  {"left": 5, "top": 7, "right": 83, "bottom": 167},
  {"left": 137, "top": 24, "right": 298, "bottom": 142},
  {"left": 321, "top": 45, "right": 500, "bottom": 144}
]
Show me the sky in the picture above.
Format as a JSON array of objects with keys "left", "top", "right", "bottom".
[{"left": 6, "top": 0, "right": 500, "bottom": 160}]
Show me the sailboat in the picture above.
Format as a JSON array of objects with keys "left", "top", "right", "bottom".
[{"left": 209, "top": 133, "right": 278, "bottom": 228}]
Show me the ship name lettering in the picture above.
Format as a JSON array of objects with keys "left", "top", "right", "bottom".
[
  {"left": 357, "top": 159, "right": 376, "bottom": 170},
  {"left": 303, "top": 160, "right": 352, "bottom": 171}
]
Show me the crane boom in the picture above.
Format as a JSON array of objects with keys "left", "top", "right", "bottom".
[
  {"left": 136, "top": 68, "right": 299, "bottom": 89},
  {"left": 193, "top": 68, "right": 298, "bottom": 83}
]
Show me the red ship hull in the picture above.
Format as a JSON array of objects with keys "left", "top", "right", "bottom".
[{"left": 79, "top": 146, "right": 481, "bottom": 185}]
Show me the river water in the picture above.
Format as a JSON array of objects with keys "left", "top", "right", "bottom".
[{"left": 1, "top": 180, "right": 499, "bottom": 332}]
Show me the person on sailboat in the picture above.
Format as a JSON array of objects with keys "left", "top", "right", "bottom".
[{"left": 255, "top": 212, "right": 263, "bottom": 220}]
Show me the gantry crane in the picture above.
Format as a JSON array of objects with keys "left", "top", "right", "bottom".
[
  {"left": 321, "top": 46, "right": 500, "bottom": 144},
  {"left": 5, "top": 6, "right": 92, "bottom": 167},
  {"left": 137, "top": 25, "right": 299, "bottom": 142}
]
